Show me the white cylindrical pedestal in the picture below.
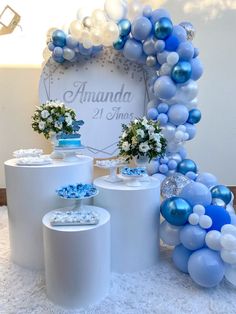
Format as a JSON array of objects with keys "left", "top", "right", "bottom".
[
  {"left": 4, "top": 156, "right": 93, "bottom": 270},
  {"left": 43, "top": 206, "right": 110, "bottom": 309},
  {"left": 94, "top": 176, "right": 160, "bottom": 273}
]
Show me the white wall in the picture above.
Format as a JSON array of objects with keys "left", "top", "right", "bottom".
[{"left": 0, "top": 0, "right": 236, "bottom": 186}]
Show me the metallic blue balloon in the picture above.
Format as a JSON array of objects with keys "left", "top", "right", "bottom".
[
  {"left": 52, "top": 30, "right": 67, "bottom": 48},
  {"left": 154, "top": 17, "right": 173, "bottom": 40},
  {"left": 160, "top": 196, "right": 192, "bottom": 226},
  {"left": 171, "top": 61, "right": 192, "bottom": 84},
  {"left": 187, "top": 109, "right": 201, "bottom": 124},
  {"left": 118, "top": 19, "right": 131, "bottom": 37},
  {"left": 113, "top": 36, "right": 127, "bottom": 50},
  {"left": 177, "top": 159, "right": 197, "bottom": 175},
  {"left": 210, "top": 185, "right": 232, "bottom": 205}
]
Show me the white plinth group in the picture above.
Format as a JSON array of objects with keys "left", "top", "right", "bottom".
[{"left": 4, "top": 157, "right": 161, "bottom": 309}]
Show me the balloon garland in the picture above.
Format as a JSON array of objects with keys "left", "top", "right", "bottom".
[{"left": 44, "top": 0, "right": 236, "bottom": 288}]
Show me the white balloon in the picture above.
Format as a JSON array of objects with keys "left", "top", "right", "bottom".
[
  {"left": 221, "top": 249, "right": 236, "bottom": 264},
  {"left": 90, "top": 27, "right": 103, "bottom": 46},
  {"left": 162, "top": 124, "right": 176, "bottom": 141},
  {"left": 199, "top": 215, "right": 212, "bottom": 229},
  {"left": 205, "top": 230, "right": 222, "bottom": 251},
  {"left": 80, "top": 28, "right": 90, "bottom": 44},
  {"left": 220, "top": 234, "right": 236, "bottom": 250},
  {"left": 160, "top": 220, "right": 182, "bottom": 246},
  {"left": 69, "top": 20, "right": 83, "bottom": 40},
  {"left": 160, "top": 63, "right": 172, "bottom": 76},
  {"left": 127, "top": 0, "right": 143, "bottom": 21},
  {"left": 77, "top": 7, "right": 92, "bottom": 20},
  {"left": 188, "top": 213, "right": 199, "bottom": 225},
  {"left": 175, "top": 130, "right": 184, "bottom": 141},
  {"left": 225, "top": 263, "right": 236, "bottom": 287},
  {"left": 91, "top": 9, "right": 107, "bottom": 26},
  {"left": 146, "top": 160, "right": 159, "bottom": 176},
  {"left": 105, "top": 21, "right": 120, "bottom": 42},
  {"left": 63, "top": 47, "right": 75, "bottom": 61},
  {"left": 221, "top": 224, "right": 236, "bottom": 237},
  {"left": 193, "top": 204, "right": 205, "bottom": 216},
  {"left": 104, "top": 0, "right": 127, "bottom": 21},
  {"left": 167, "top": 52, "right": 179, "bottom": 66}
]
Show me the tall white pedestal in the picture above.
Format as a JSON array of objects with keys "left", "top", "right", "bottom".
[
  {"left": 43, "top": 206, "right": 110, "bottom": 309},
  {"left": 94, "top": 176, "right": 160, "bottom": 273},
  {"left": 4, "top": 156, "right": 93, "bottom": 270}
]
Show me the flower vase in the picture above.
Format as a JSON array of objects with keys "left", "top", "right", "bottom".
[
  {"left": 134, "top": 155, "right": 149, "bottom": 182},
  {"left": 50, "top": 133, "right": 63, "bottom": 159}
]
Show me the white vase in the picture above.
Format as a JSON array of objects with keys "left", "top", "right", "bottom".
[{"left": 50, "top": 133, "right": 63, "bottom": 159}]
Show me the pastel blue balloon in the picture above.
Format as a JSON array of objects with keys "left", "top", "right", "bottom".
[
  {"left": 171, "top": 61, "right": 192, "bottom": 84},
  {"left": 172, "top": 25, "right": 187, "bottom": 42},
  {"left": 52, "top": 30, "right": 67, "bottom": 48},
  {"left": 123, "top": 39, "right": 143, "bottom": 61},
  {"left": 168, "top": 159, "right": 178, "bottom": 170},
  {"left": 210, "top": 185, "right": 232, "bottom": 205},
  {"left": 154, "top": 76, "right": 177, "bottom": 100},
  {"left": 143, "top": 5, "right": 152, "bottom": 18},
  {"left": 178, "top": 146, "right": 187, "bottom": 159},
  {"left": 157, "top": 103, "right": 169, "bottom": 113},
  {"left": 79, "top": 44, "right": 93, "bottom": 56},
  {"left": 196, "top": 172, "right": 218, "bottom": 188},
  {"left": 131, "top": 16, "right": 152, "bottom": 41},
  {"left": 186, "top": 171, "right": 197, "bottom": 180},
  {"left": 118, "top": 19, "right": 131, "bottom": 37},
  {"left": 157, "top": 113, "right": 168, "bottom": 125},
  {"left": 161, "top": 196, "right": 192, "bottom": 226},
  {"left": 180, "top": 182, "right": 212, "bottom": 207},
  {"left": 188, "top": 248, "right": 225, "bottom": 288},
  {"left": 177, "top": 42, "right": 194, "bottom": 61},
  {"left": 48, "top": 42, "right": 55, "bottom": 51},
  {"left": 52, "top": 54, "right": 65, "bottom": 63},
  {"left": 159, "top": 164, "right": 169, "bottom": 174},
  {"left": 173, "top": 244, "right": 192, "bottom": 273},
  {"left": 191, "top": 57, "right": 203, "bottom": 81},
  {"left": 113, "top": 36, "right": 127, "bottom": 50},
  {"left": 66, "top": 35, "right": 78, "bottom": 49},
  {"left": 205, "top": 205, "right": 231, "bottom": 231},
  {"left": 147, "top": 107, "right": 158, "bottom": 120},
  {"left": 184, "top": 123, "right": 196, "bottom": 140},
  {"left": 160, "top": 156, "right": 169, "bottom": 164},
  {"left": 177, "top": 159, "right": 197, "bottom": 175},
  {"left": 180, "top": 224, "right": 206, "bottom": 250},
  {"left": 92, "top": 45, "right": 103, "bottom": 55},
  {"left": 150, "top": 9, "right": 171, "bottom": 25},
  {"left": 165, "top": 35, "right": 179, "bottom": 52},
  {"left": 230, "top": 213, "right": 236, "bottom": 225},
  {"left": 157, "top": 51, "right": 168, "bottom": 64},
  {"left": 155, "top": 40, "right": 165, "bottom": 53},
  {"left": 154, "top": 17, "right": 173, "bottom": 40},
  {"left": 143, "top": 37, "right": 157, "bottom": 55},
  {"left": 168, "top": 104, "right": 189, "bottom": 125},
  {"left": 187, "top": 109, "right": 201, "bottom": 124},
  {"left": 53, "top": 46, "right": 63, "bottom": 57}
]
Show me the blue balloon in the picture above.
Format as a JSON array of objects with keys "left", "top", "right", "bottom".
[
  {"left": 196, "top": 172, "right": 218, "bottom": 188},
  {"left": 150, "top": 9, "right": 171, "bottom": 25},
  {"left": 48, "top": 42, "right": 55, "bottom": 51},
  {"left": 168, "top": 104, "right": 189, "bottom": 125},
  {"left": 52, "top": 54, "right": 65, "bottom": 63},
  {"left": 171, "top": 61, "right": 192, "bottom": 84},
  {"left": 210, "top": 185, "right": 232, "bottom": 205},
  {"left": 177, "top": 159, "right": 197, "bottom": 175},
  {"left": 165, "top": 35, "right": 179, "bottom": 52},
  {"left": 178, "top": 146, "right": 187, "bottom": 159},
  {"left": 154, "top": 76, "right": 177, "bottom": 100},
  {"left": 185, "top": 171, "right": 198, "bottom": 181},
  {"left": 78, "top": 44, "right": 93, "bottom": 56},
  {"left": 159, "top": 164, "right": 169, "bottom": 174},
  {"left": 66, "top": 35, "right": 78, "bottom": 49},
  {"left": 155, "top": 40, "right": 165, "bottom": 53},
  {"left": 184, "top": 123, "right": 196, "bottom": 140},
  {"left": 187, "top": 109, "right": 201, "bottom": 124},
  {"left": 157, "top": 103, "right": 169, "bottom": 113},
  {"left": 147, "top": 107, "right": 158, "bottom": 120},
  {"left": 188, "top": 248, "right": 225, "bottom": 288},
  {"left": 180, "top": 182, "right": 212, "bottom": 207},
  {"left": 113, "top": 36, "right": 127, "bottom": 50},
  {"left": 143, "top": 5, "right": 152, "bottom": 18},
  {"left": 173, "top": 244, "right": 192, "bottom": 273},
  {"left": 172, "top": 25, "right": 187, "bottom": 42},
  {"left": 52, "top": 30, "right": 67, "bottom": 48},
  {"left": 154, "top": 17, "right": 173, "bottom": 40},
  {"left": 205, "top": 205, "right": 231, "bottom": 231},
  {"left": 123, "top": 39, "right": 143, "bottom": 61},
  {"left": 92, "top": 45, "right": 103, "bottom": 55},
  {"left": 160, "top": 156, "right": 169, "bottom": 164},
  {"left": 168, "top": 159, "right": 178, "bottom": 170},
  {"left": 157, "top": 113, "right": 168, "bottom": 125},
  {"left": 193, "top": 47, "right": 199, "bottom": 58},
  {"left": 131, "top": 16, "right": 152, "bottom": 41},
  {"left": 53, "top": 46, "right": 63, "bottom": 57},
  {"left": 191, "top": 57, "right": 203, "bottom": 81},
  {"left": 160, "top": 196, "right": 192, "bottom": 226},
  {"left": 118, "top": 19, "right": 131, "bottom": 37},
  {"left": 180, "top": 224, "right": 206, "bottom": 250},
  {"left": 143, "top": 37, "right": 157, "bottom": 55},
  {"left": 177, "top": 42, "right": 194, "bottom": 61}
]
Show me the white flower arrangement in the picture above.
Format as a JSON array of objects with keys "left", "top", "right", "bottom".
[
  {"left": 118, "top": 117, "right": 167, "bottom": 162},
  {"left": 31, "top": 100, "right": 77, "bottom": 139}
]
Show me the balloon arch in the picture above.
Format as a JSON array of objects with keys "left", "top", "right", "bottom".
[{"left": 44, "top": 1, "right": 236, "bottom": 288}]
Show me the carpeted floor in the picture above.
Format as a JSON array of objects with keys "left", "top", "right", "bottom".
[{"left": 0, "top": 206, "right": 236, "bottom": 314}]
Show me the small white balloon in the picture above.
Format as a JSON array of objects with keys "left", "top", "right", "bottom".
[
  {"left": 167, "top": 52, "right": 179, "bottom": 66},
  {"left": 104, "top": 0, "right": 127, "bottom": 21},
  {"left": 205, "top": 230, "right": 222, "bottom": 251},
  {"left": 105, "top": 21, "right": 120, "bottom": 42},
  {"left": 160, "top": 63, "right": 172, "bottom": 76},
  {"left": 188, "top": 213, "right": 199, "bottom": 225},
  {"left": 193, "top": 204, "right": 205, "bottom": 216},
  {"left": 221, "top": 234, "right": 236, "bottom": 251},
  {"left": 90, "top": 27, "right": 103, "bottom": 46},
  {"left": 77, "top": 7, "right": 92, "bottom": 21},
  {"left": 221, "top": 249, "right": 236, "bottom": 264},
  {"left": 70, "top": 20, "right": 83, "bottom": 40},
  {"left": 183, "top": 133, "right": 189, "bottom": 141},
  {"left": 199, "top": 215, "right": 212, "bottom": 229},
  {"left": 221, "top": 224, "right": 236, "bottom": 237},
  {"left": 127, "top": 0, "right": 143, "bottom": 22},
  {"left": 177, "top": 125, "right": 186, "bottom": 132},
  {"left": 175, "top": 130, "right": 184, "bottom": 141},
  {"left": 63, "top": 47, "right": 75, "bottom": 61},
  {"left": 91, "top": 9, "right": 107, "bottom": 26},
  {"left": 80, "top": 28, "right": 91, "bottom": 43}
]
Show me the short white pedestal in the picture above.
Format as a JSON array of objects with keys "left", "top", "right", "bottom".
[
  {"left": 94, "top": 176, "right": 160, "bottom": 273},
  {"left": 43, "top": 206, "right": 110, "bottom": 309},
  {"left": 4, "top": 156, "right": 93, "bottom": 270}
]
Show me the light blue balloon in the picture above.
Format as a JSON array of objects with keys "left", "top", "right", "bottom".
[
  {"left": 191, "top": 57, "right": 203, "bottom": 81},
  {"left": 155, "top": 40, "right": 165, "bottom": 53},
  {"left": 157, "top": 103, "right": 168, "bottom": 113},
  {"left": 131, "top": 16, "right": 152, "bottom": 41},
  {"left": 52, "top": 54, "right": 65, "bottom": 63},
  {"left": 66, "top": 35, "right": 78, "bottom": 49},
  {"left": 143, "top": 37, "right": 157, "bottom": 55},
  {"left": 79, "top": 44, "right": 93, "bottom": 56},
  {"left": 160, "top": 156, "right": 169, "bottom": 164},
  {"left": 157, "top": 113, "right": 168, "bottom": 125},
  {"left": 157, "top": 51, "right": 168, "bottom": 64},
  {"left": 196, "top": 172, "right": 218, "bottom": 188},
  {"left": 159, "top": 164, "right": 169, "bottom": 174},
  {"left": 184, "top": 123, "right": 196, "bottom": 140},
  {"left": 168, "top": 104, "right": 189, "bottom": 125},
  {"left": 154, "top": 76, "right": 177, "bottom": 100},
  {"left": 171, "top": 61, "right": 192, "bottom": 84},
  {"left": 178, "top": 146, "right": 187, "bottom": 159},
  {"left": 143, "top": 5, "right": 152, "bottom": 18},
  {"left": 53, "top": 46, "right": 63, "bottom": 57},
  {"left": 150, "top": 9, "right": 171, "bottom": 25},
  {"left": 48, "top": 42, "right": 55, "bottom": 51},
  {"left": 147, "top": 107, "right": 158, "bottom": 120},
  {"left": 118, "top": 19, "right": 131, "bottom": 37},
  {"left": 172, "top": 25, "right": 187, "bottom": 42},
  {"left": 180, "top": 181, "right": 212, "bottom": 207},
  {"left": 177, "top": 42, "right": 194, "bottom": 61},
  {"left": 123, "top": 39, "right": 143, "bottom": 61},
  {"left": 173, "top": 244, "right": 192, "bottom": 273},
  {"left": 180, "top": 224, "right": 206, "bottom": 250},
  {"left": 185, "top": 171, "right": 198, "bottom": 180},
  {"left": 168, "top": 159, "right": 178, "bottom": 170},
  {"left": 188, "top": 248, "right": 225, "bottom": 287},
  {"left": 154, "top": 17, "right": 173, "bottom": 40}
]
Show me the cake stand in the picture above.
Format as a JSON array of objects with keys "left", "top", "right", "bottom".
[
  {"left": 121, "top": 167, "right": 147, "bottom": 187},
  {"left": 95, "top": 158, "right": 128, "bottom": 183},
  {"left": 54, "top": 146, "right": 85, "bottom": 162}
]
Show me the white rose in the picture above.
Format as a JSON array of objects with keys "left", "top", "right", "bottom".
[
  {"left": 136, "top": 129, "right": 145, "bottom": 138},
  {"left": 41, "top": 110, "right": 50, "bottom": 119},
  {"left": 134, "top": 119, "right": 139, "bottom": 124},
  {"left": 65, "top": 116, "right": 73, "bottom": 126},
  {"left": 148, "top": 125, "right": 155, "bottom": 133},
  {"left": 54, "top": 121, "right": 62, "bottom": 129},
  {"left": 139, "top": 142, "right": 150, "bottom": 153},
  {"left": 150, "top": 132, "right": 161, "bottom": 142},
  {"left": 122, "top": 131, "right": 127, "bottom": 139},
  {"left": 38, "top": 121, "right": 46, "bottom": 131},
  {"left": 142, "top": 117, "right": 149, "bottom": 127},
  {"left": 122, "top": 141, "right": 130, "bottom": 152},
  {"left": 47, "top": 116, "right": 53, "bottom": 123}
]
